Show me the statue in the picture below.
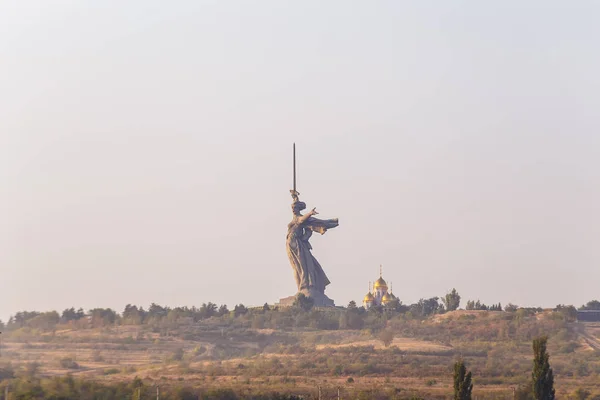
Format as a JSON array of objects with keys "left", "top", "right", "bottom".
[{"left": 282, "top": 145, "right": 339, "bottom": 307}]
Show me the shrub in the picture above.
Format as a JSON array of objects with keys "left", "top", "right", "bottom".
[
  {"left": 171, "top": 348, "right": 185, "bottom": 362},
  {"left": 574, "top": 389, "right": 592, "bottom": 400},
  {"left": 103, "top": 368, "right": 120, "bottom": 375},
  {"left": 559, "top": 342, "right": 578, "bottom": 354},
  {"left": 92, "top": 350, "right": 104, "bottom": 362},
  {"left": 59, "top": 357, "right": 80, "bottom": 369}
]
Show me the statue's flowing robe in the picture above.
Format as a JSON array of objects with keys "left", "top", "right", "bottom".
[{"left": 286, "top": 216, "right": 339, "bottom": 293}]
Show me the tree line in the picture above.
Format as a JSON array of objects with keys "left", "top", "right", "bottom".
[{"left": 1, "top": 295, "right": 598, "bottom": 334}]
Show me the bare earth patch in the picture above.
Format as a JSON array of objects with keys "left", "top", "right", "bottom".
[{"left": 316, "top": 336, "right": 451, "bottom": 352}]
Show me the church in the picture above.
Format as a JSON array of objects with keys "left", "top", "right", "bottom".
[{"left": 362, "top": 266, "right": 397, "bottom": 309}]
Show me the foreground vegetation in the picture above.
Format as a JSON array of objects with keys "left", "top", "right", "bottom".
[{"left": 1, "top": 298, "right": 599, "bottom": 399}]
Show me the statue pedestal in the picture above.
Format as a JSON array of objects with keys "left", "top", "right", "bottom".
[
  {"left": 277, "top": 289, "right": 335, "bottom": 307},
  {"left": 277, "top": 295, "right": 297, "bottom": 307}
]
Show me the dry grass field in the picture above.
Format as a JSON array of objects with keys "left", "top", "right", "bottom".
[{"left": 2, "top": 308, "right": 600, "bottom": 399}]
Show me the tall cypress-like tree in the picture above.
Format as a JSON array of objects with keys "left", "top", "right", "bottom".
[
  {"left": 443, "top": 288, "right": 461, "bottom": 311},
  {"left": 532, "top": 336, "right": 555, "bottom": 400},
  {"left": 453, "top": 360, "right": 473, "bottom": 400}
]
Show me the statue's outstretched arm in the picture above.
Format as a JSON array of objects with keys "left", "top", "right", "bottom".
[{"left": 298, "top": 207, "right": 318, "bottom": 224}]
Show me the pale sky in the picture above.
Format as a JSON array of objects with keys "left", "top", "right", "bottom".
[{"left": 1, "top": 1, "right": 599, "bottom": 320}]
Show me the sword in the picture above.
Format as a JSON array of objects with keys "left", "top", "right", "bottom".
[{"left": 291, "top": 143, "right": 300, "bottom": 201}]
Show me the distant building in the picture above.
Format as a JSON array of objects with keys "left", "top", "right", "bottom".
[
  {"left": 577, "top": 310, "right": 600, "bottom": 322},
  {"left": 362, "top": 266, "right": 397, "bottom": 309}
]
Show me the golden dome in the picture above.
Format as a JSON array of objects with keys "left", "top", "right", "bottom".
[
  {"left": 389, "top": 281, "right": 396, "bottom": 299},
  {"left": 363, "top": 292, "right": 375, "bottom": 303},
  {"left": 381, "top": 292, "right": 393, "bottom": 304},
  {"left": 373, "top": 277, "right": 387, "bottom": 289}
]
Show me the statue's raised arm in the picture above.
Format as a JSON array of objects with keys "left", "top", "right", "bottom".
[{"left": 298, "top": 207, "right": 318, "bottom": 224}]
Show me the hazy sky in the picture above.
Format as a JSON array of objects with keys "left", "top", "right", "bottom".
[{"left": 2, "top": 1, "right": 599, "bottom": 320}]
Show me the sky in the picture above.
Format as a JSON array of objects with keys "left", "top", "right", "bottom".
[{"left": 1, "top": 1, "right": 599, "bottom": 320}]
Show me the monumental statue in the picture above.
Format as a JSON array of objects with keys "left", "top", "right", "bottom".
[{"left": 283, "top": 144, "right": 339, "bottom": 307}]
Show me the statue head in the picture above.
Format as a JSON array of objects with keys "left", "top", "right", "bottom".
[{"left": 292, "top": 201, "right": 306, "bottom": 213}]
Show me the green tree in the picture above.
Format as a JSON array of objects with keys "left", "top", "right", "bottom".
[
  {"left": 199, "top": 302, "right": 218, "bottom": 318},
  {"left": 555, "top": 304, "right": 578, "bottom": 322},
  {"left": 122, "top": 304, "right": 144, "bottom": 324},
  {"left": 345, "top": 310, "right": 365, "bottom": 329},
  {"left": 26, "top": 311, "right": 60, "bottom": 331},
  {"left": 233, "top": 304, "right": 248, "bottom": 317},
  {"left": 293, "top": 293, "right": 314, "bottom": 312},
  {"left": 378, "top": 328, "right": 394, "bottom": 347},
  {"left": 11, "top": 311, "right": 40, "bottom": 328},
  {"left": 580, "top": 300, "right": 600, "bottom": 310},
  {"left": 466, "top": 300, "right": 489, "bottom": 311},
  {"left": 347, "top": 300, "right": 357, "bottom": 310},
  {"left": 386, "top": 298, "right": 402, "bottom": 312},
  {"left": 411, "top": 297, "right": 443, "bottom": 317},
  {"left": 453, "top": 360, "right": 473, "bottom": 400},
  {"left": 148, "top": 303, "right": 168, "bottom": 317},
  {"left": 131, "top": 376, "right": 144, "bottom": 400},
  {"left": 62, "top": 308, "right": 81, "bottom": 321},
  {"left": 443, "top": 288, "right": 461, "bottom": 311},
  {"left": 89, "top": 308, "right": 117, "bottom": 327},
  {"left": 532, "top": 336, "right": 555, "bottom": 400},
  {"left": 218, "top": 304, "right": 229, "bottom": 316}
]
